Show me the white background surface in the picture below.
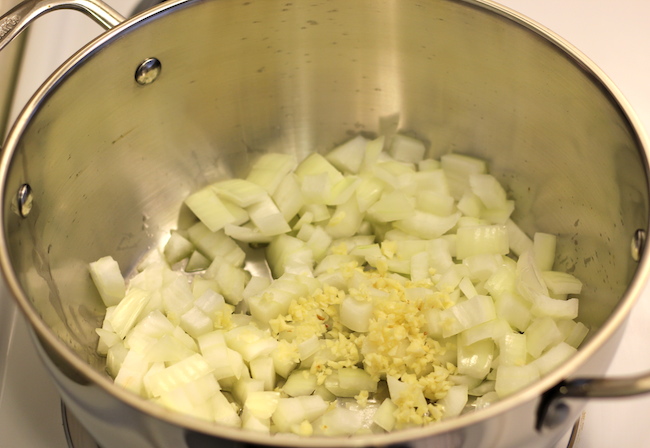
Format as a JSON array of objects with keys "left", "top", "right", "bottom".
[{"left": 1, "top": 1, "right": 650, "bottom": 447}]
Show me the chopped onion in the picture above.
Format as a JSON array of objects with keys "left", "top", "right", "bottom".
[{"left": 91, "top": 132, "right": 589, "bottom": 437}]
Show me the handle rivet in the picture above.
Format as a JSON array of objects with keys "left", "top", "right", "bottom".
[
  {"left": 14, "top": 183, "right": 33, "bottom": 218},
  {"left": 631, "top": 229, "right": 646, "bottom": 262},
  {"left": 543, "top": 401, "right": 570, "bottom": 429},
  {"left": 135, "top": 58, "right": 161, "bottom": 85}
]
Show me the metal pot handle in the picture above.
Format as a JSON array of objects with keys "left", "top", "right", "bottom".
[
  {"left": 537, "top": 372, "right": 650, "bottom": 430},
  {"left": 0, "top": 0, "right": 126, "bottom": 52}
]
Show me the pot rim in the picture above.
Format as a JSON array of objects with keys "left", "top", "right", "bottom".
[{"left": 1, "top": 0, "right": 649, "bottom": 445}]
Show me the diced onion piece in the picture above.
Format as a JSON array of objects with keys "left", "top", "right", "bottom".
[
  {"left": 187, "top": 222, "right": 246, "bottom": 266},
  {"left": 246, "top": 153, "right": 298, "bottom": 194},
  {"left": 326, "top": 196, "right": 364, "bottom": 239},
  {"left": 180, "top": 306, "right": 213, "bottom": 338},
  {"left": 440, "top": 384, "right": 468, "bottom": 419},
  {"left": 531, "top": 295, "right": 579, "bottom": 320},
  {"left": 114, "top": 349, "right": 148, "bottom": 394},
  {"left": 89, "top": 256, "right": 126, "bottom": 306},
  {"left": 340, "top": 296, "right": 373, "bottom": 333},
  {"left": 301, "top": 225, "right": 333, "bottom": 262},
  {"left": 355, "top": 173, "right": 384, "bottom": 213},
  {"left": 245, "top": 391, "right": 281, "bottom": 420},
  {"left": 459, "top": 318, "right": 510, "bottom": 346},
  {"left": 225, "top": 325, "right": 278, "bottom": 362},
  {"left": 247, "top": 195, "right": 291, "bottom": 236},
  {"left": 204, "top": 260, "right": 249, "bottom": 305},
  {"left": 301, "top": 172, "right": 331, "bottom": 204},
  {"left": 185, "top": 251, "right": 210, "bottom": 272},
  {"left": 418, "top": 158, "right": 440, "bottom": 171},
  {"left": 530, "top": 342, "right": 577, "bottom": 376},
  {"left": 533, "top": 232, "right": 556, "bottom": 271},
  {"left": 184, "top": 186, "right": 238, "bottom": 232},
  {"left": 164, "top": 232, "right": 194, "bottom": 265},
  {"left": 327, "top": 176, "right": 361, "bottom": 206},
  {"left": 394, "top": 211, "right": 461, "bottom": 240},
  {"left": 469, "top": 174, "right": 508, "bottom": 210},
  {"left": 525, "top": 317, "right": 563, "bottom": 358},
  {"left": 373, "top": 398, "right": 398, "bottom": 432},
  {"left": 249, "top": 356, "right": 276, "bottom": 391},
  {"left": 325, "top": 135, "right": 368, "bottom": 174},
  {"left": 541, "top": 271, "right": 583, "bottom": 295},
  {"left": 212, "top": 390, "right": 242, "bottom": 427},
  {"left": 96, "top": 328, "right": 120, "bottom": 356},
  {"left": 413, "top": 169, "right": 449, "bottom": 195},
  {"left": 272, "top": 173, "right": 304, "bottom": 222},
  {"left": 211, "top": 178, "right": 268, "bottom": 207},
  {"left": 481, "top": 200, "right": 515, "bottom": 224},
  {"left": 145, "top": 333, "right": 197, "bottom": 364},
  {"left": 295, "top": 152, "right": 344, "bottom": 185},
  {"left": 440, "top": 153, "right": 487, "bottom": 199},
  {"left": 233, "top": 378, "right": 265, "bottom": 405},
  {"left": 515, "top": 250, "right": 549, "bottom": 302},
  {"left": 386, "top": 375, "right": 428, "bottom": 409},
  {"left": 283, "top": 370, "right": 318, "bottom": 397},
  {"left": 324, "top": 369, "right": 377, "bottom": 398},
  {"left": 495, "top": 364, "right": 540, "bottom": 398},
  {"left": 389, "top": 134, "right": 426, "bottom": 163},
  {"left": 266, "top": 234, "right": 313, "bottom": 278},
  {"left": 107, "top": 288, "right": 151, "bottom": 339},
  {"left": 416, "top": 191, "right": 455, "bottom": 216},
  {"left": 463, "top": 254, "right": 504, "bottom": 282},
  {"left": 559, "top": 320, "right": 589, "bottom": 348},
  {"left": 484, "top": 263, "right": 517, "bottom": 298},
  {"left": 361, "top": 136, "right": 385, "bottom": 172},
  {"left": 505, "top": 219, "right": 533, "bottom": 257},
  {"left": 457, "top": 339, "right": 494, "bottom": 379},
  {"left": 409, "top": 251, "right": 430, "bottom": 282},
  {"left": 497, "top": 333, "right": 527, "bottom": 367},
  {"left": 272, "top": 396, "right": 328, "bottom": 433},
  {"left": 374, "top": 163, "right": 417, "bottom": 194},
  {"left": 202, "top": 345, "right": 246, "bottom": 382},
  {"left": 271, "top": 340, "right": 300, "bottom": 379},
  {"left": 337, "top": 368, "right": 378, "bottom": 393},
  {"left": 223, "top": 222, "right": 272, "bottom": 244},
  {"left": 441, "top": 295, "right": 497, "bottom": 338},
  {"left": 367, "top": 190, "right": 415, "bottom": 222},
  {"left": 145, "top": 353, "right": 214, "bottom": 397},
  {"left": 457, "top": 192, "right": 484, "bottom": 218},
  {"left": 313, "top": 406, "right": 363, "bottom": 436},
  {"left": 456, "top": 224, "right": 509, "bottom": 260}
]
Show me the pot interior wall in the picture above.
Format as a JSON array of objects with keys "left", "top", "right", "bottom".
[{"left": 2, "top": 0, "right": 648, "bottom": 373}]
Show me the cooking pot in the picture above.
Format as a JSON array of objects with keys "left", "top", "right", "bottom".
[
  {"left": 0, "top": 0, "right": 25, "bottom": 139},
  {"left": 1, "top": 0, "right": 650, "bottom": 446}
]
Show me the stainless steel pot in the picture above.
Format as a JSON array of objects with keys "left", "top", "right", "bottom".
[
  {"left": 1, "top": 0, "right": 650, "bottom": 447},
  {"left": 0, "top": 0, "right": 25, "bottom": 139}
]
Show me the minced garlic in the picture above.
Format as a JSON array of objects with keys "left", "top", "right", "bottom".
[{"left": 271, "top": 260, "right": 455, "bottom": 427}]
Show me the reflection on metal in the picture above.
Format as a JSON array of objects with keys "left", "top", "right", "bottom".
[
  {"left": 61, "top": 402, "right": 101, "bottom": 448},
  {"left": 135, "top": 57, "right": 161, "bottom": 85},
  {"left": 11, "top": 183, "right": 32, "bottom": 218},
  {"left": 0, "top": 0, "right": 25, "bottom": 140},
  {"left": 631, "top": 228, "right": 646, "bottom": 262},
  {"left": 566, "top": 412, "right": 586, "bottom": 448}
]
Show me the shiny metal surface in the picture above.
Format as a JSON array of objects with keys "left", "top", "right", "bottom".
[
  {"left": 631, "top": 228, "right": 646, "bottom": 262},
  {"left": 134, "top": 57, "right": 161, "bottom": 85},
  {"left": 1, "top": 0, "right": 649, "bottom": 447},
  {"left": 0, "top": 0, "right": 24, "bottom": 139},
  {"left": 0, "top": 0, "right": 125, "bottom": 52}
]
